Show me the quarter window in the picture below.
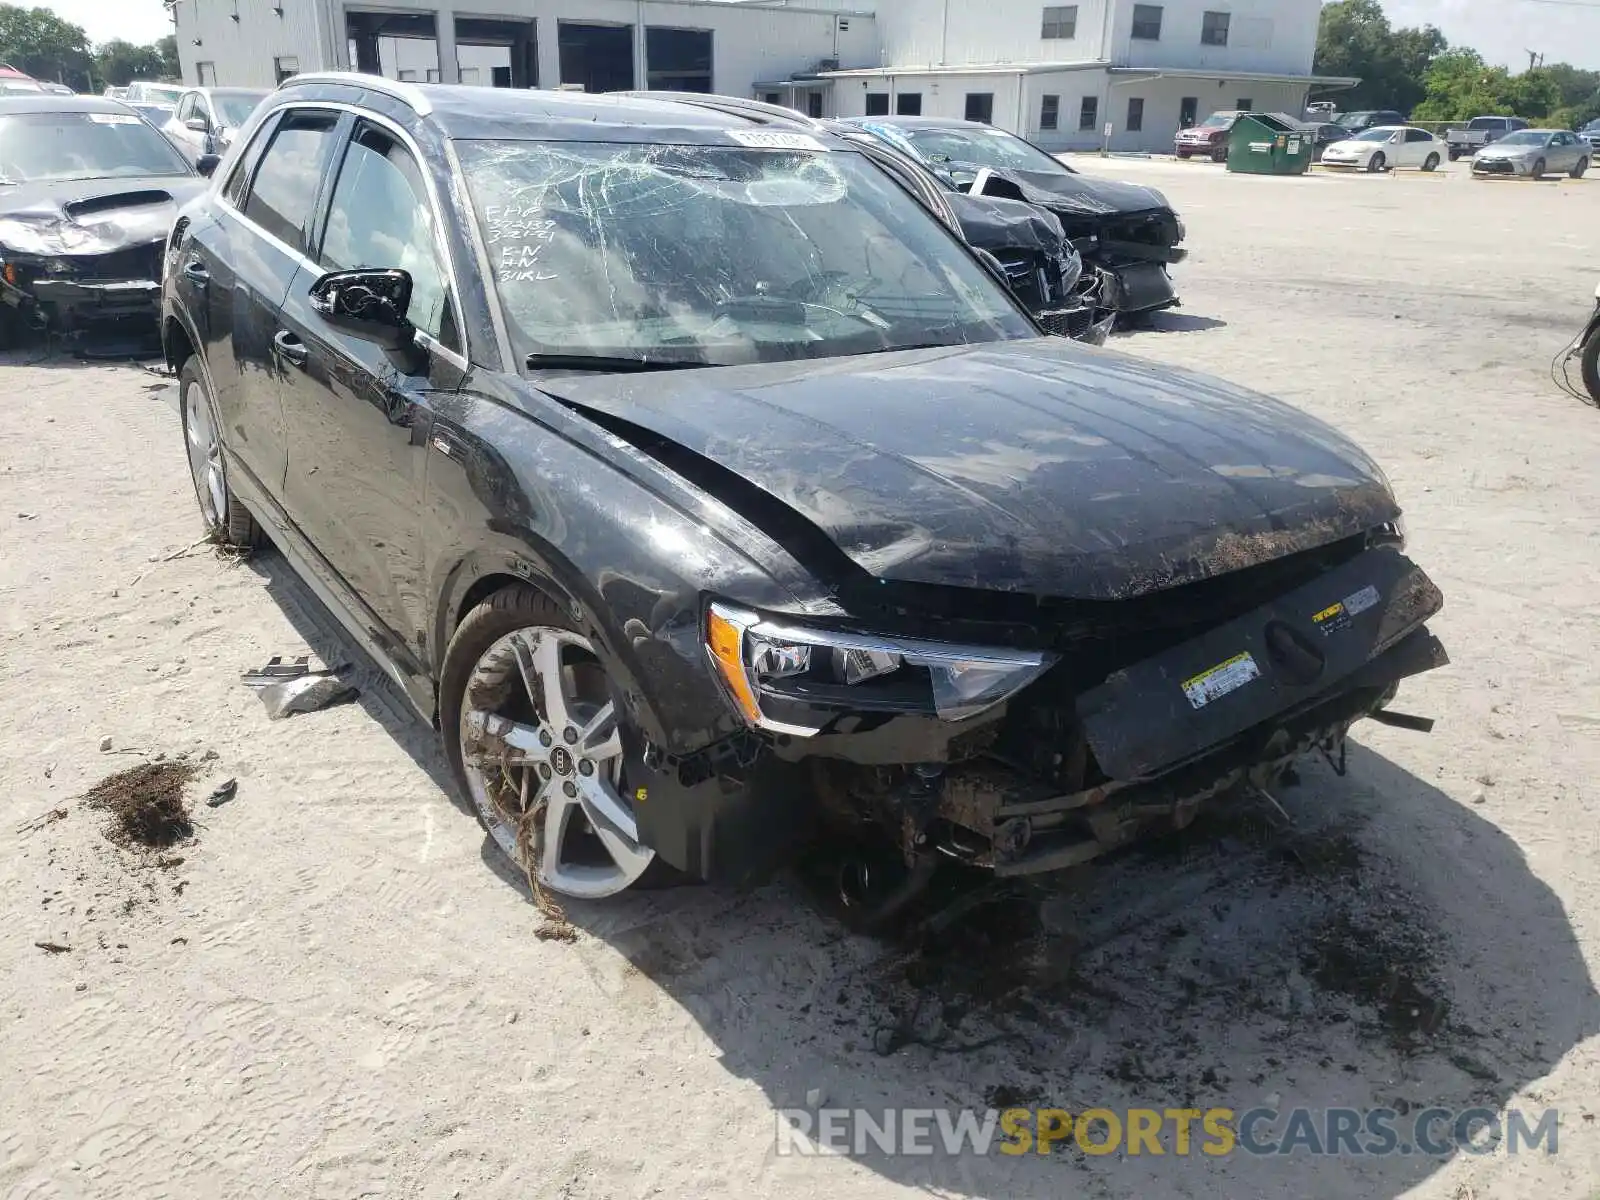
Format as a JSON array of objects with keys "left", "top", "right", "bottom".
[
  {"left": 319, "top": 123, "right": 456, "bottom": 349},
  {"left": 240, "top": 110, "right": 339, "bottom": 251},
  {"left": 1041, "top": 5, "right": 1078, "bottom": 39},
  {"left": 1201, "top": 11, "right": 1229, "bottom": 46},
  {"left": 1131, "top": 4, "right": 1163, "bottom": 39}
]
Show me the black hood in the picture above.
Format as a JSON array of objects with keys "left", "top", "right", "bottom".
[
  {"left": 966, "top": 166, "right": 1172, "bottom": 218},
  {"left": 537, "top": 340, "right": 1399, "bottom": 601},
  {"left": 945, "top": 191, "right": 1070, "bottom": 257},
  {"left": 0, "top": 174, "right": 204, "bottom": 256}
]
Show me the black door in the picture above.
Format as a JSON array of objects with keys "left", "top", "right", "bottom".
[
  {"left": 276, "top": 118, "right": 465, "bottom": 664},
  {"left": 192, "top": 107, "right": 343, "bottom": 502},
  {"left": 1180, "top": 96, "right": 1198, "bottom": 128}
]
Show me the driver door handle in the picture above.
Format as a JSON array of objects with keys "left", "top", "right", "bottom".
[
  {"left": 182, "top": 258, "right": 209, "bottom": 285},
  {"left": 273, "top": 329, "right": 308, "bottom": 368}
]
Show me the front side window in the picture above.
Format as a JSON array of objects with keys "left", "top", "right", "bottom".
[
  {"left": 1041, "top": 5, "right": 1078, "bottom": 38},
  {"left": 1201, "top": 11, "right": 1229, "bottom": 46},
  {"left": 240, "top": 110, "right": 338, "bottom": 250},
  {"left": 1405, "top": 128, "right": 1430, "bottom": 143},
  {"left": 319, "top": 123, "right": 455, "bottom": 348},
  {"left": 1131, "top": 4, "right": 1163, "bottom": 39},
  {"left": 0, "top": 109, "right": 192, "bottom": 183},
  {"left": 455, "top": 140, "right": 1033, "bottom": 368},
  {"left": 1040, "top": 94, "right": 1059, "bottom": 130}
]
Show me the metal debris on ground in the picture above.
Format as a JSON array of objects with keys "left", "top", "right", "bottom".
[
  {"left": 241, "top": 654, "right": 345, "bottom": 689},
  {"left": 33, "top": 941, "right": 70, "bottom": 954},
  {"left": 257, "top": 673, "right": 359, "bottom": 719},
  {"left": 205, "top": 778, "right": 238, "bottom": 808}
]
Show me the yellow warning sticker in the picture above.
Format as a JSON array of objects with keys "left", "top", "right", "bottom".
[{"left": 1182, "top": 651, "right": 1261, "bottom": 710}]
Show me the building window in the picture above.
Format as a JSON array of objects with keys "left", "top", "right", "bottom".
[
  {"left": 1201, "top": 11, "right": 1230, "bottom": 46},
  {"left": 1236, "top": 97, "right": 1253, "bottom": 111},
  {"left": 1038, "top": 94, "right": 1059, "bottom": 130},
  {"left": 1041, "top": 5, "right": 1078, "bottom": 39},
  {"left": 1078, "top": 95, "right": 1098, "bottom": 131},
  {"left": 196, "top": 61, "right": 217, "bottom": 86},
  {"left": 1130, "top": 4, "right": 1163, "bottom": 39},
  {"left": 865, "top": 91, "right": 889, "bottom": 115},
  {"left": 1179, "top": 96, "right": 1198, "bottom": 126},
  {"left": 273, "top": 56, "right": 300, "bottom": 83},
  {"left": 646, "top": 27, "right": 713, "bottom": 94},
  {"left": 763, "top": 91, "right": 781, "bottom": 105},
  {"left": 965, "top": 92, "right": 994, "bottom": 123},
  {"left": 896, "top": 91, "right": 921, "bottom": 115},
  {"left": 1126, "top": 97, "right": 1145, "bottom": 132},
  {"left": 806, "top": 92, "right": 823, "bottom": 117}
]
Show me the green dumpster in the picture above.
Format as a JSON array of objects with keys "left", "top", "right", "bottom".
[{"left": 1225, "top": 113, "right": 1314, "bottom": 176}]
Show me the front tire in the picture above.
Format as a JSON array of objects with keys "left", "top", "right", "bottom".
[
  {"left": 440, "top": 584, "right": 666, "bottom": 900},
  {"left": 1572, "top": 157, "right": 1589, "bottom": 179},
  {"left": 1369, "top": 152, "right": 1387, "bottom": 173},
  {"left": 1423, "top": 152, "right": 1440, "bottom": 172},
  {"left": 179, "top": 357, "right": 257, "bottom": 547},
  {"left": 1531, "top": 158, "right": 1546, "bottom": 180}
]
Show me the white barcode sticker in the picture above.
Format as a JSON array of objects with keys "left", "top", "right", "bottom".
[
  {"left": 727, "top": 130, "right": 827, "bottom": 152},
  {"left": 1182, "top": 652, "right": 1261, "bottom": 710},
  {"left": 89, "top": 113, "right": 141, "bottom": 125}
]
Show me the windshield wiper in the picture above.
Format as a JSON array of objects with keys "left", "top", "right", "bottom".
[{"left": 524, "top": 352, "right": 707, "bottom": 373}]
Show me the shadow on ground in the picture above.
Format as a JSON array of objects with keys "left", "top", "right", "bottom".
[
  {"left": 1138, "top": 312, "right": 1230, "bottom": 334},
  {"left": 247, "top": 542, "right": 1597, "bottom": 1198}
]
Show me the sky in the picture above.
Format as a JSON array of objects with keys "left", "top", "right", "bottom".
[
  {"left": 1385, "top": 0, "right": 1600, "bottom": 70},
  {"left": 32, "top": 0, "right": 1600, "bottom": 70}
]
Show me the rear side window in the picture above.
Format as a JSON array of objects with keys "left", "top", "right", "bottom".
[{"left": 240, "top": 110, "right": 338, "bottom": 251}]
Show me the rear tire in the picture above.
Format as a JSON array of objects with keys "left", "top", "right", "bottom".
[
  {"left": 1448, "top": 148, "right": 1461, "bottom": 161},
  {"left": 1368, "top": 152, "right": 1387, "bottom": 173},
  {"left": 1423, "top": 153, "right": 1440, "bottom": 172},
  {"left": 1582, "top": 329, "right": 1600, "bottom": 404},
  {"left": 1572, "top": 157, "right": 1589, "bottom": 179},
  {"left": 178, "top": 357, "right": 257, "bottom": 548}
]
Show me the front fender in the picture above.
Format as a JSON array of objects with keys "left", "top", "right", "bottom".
[{"left": 422, "top": 382, "right": 820, "bottom": 756}]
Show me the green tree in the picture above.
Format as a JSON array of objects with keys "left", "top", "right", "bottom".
[
  {"left": 93, "top": 38, "right": 163, "bottom": 87},
  {"left": 0, "top": 3, "right": 94, "bottom": 89},
  {"left": 155, "top": 33, "right": 177, "bottom": 80},
  {"left": 1313, "top": 0, "right": 1447, "bottom": 113}
]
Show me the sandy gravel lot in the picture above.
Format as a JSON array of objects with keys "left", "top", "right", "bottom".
[{"left": 2, "top": 159, "right": 1599, "bottom": 1200}]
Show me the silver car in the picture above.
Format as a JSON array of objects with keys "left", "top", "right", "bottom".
[
  {"left": 163, "top": 86, "right": 269, "bottom": 163},
  {"left": 1472, "top": 128, "right": 1591, "bottom": 178}
]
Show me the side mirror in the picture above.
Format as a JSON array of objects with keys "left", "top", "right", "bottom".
[
  {"left": 185, "top": 117, "right": 208, "bottom": 132},
  {"left": 195, "top": 152, "right": 220, "bottom": 177},
  {"left": 309, "top": 268, "right": 415, "bottom": 351}
]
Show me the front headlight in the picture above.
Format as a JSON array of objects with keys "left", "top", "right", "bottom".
[{"left": 705, "top": 602, "right": 1056, "bottom": 735}]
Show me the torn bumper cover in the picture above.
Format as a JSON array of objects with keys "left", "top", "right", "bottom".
[{"left": 635, "top": 545, "right": 1444, "bottom": 883}]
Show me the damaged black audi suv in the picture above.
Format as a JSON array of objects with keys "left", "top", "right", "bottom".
[{"left": 163, "top": 75, "right": 1446, "bottom": 910}]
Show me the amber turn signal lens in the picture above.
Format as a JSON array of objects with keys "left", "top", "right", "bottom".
[
  {"left": 2, "top": 264, "right": 14, "bottom": 285},
  {"left": 705, "top": 606, "right": 762, "bottom": 726}
]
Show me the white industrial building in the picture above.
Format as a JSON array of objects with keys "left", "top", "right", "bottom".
[{"left": 170, "top": 0, "right": 1351, "bottom": 152}]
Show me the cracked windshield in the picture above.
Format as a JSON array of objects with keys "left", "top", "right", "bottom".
[{"left": 455, "top": 139, "right": 1033, "bottom": 367}]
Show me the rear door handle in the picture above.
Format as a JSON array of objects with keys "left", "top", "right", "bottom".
[
  {"left": 182, "top": 259, "right": 209, "bottom": 285},
  {"left": 273, "top": 329, "right": 308, "bottom": 367}
]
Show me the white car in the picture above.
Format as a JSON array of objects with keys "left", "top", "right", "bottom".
[{"left": 1320, "top": 126, "right": 1444, "bottom": 173}]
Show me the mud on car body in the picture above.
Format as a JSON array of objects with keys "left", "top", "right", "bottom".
[
  {"left": 163, "top": 75, "right": 1445, "bottom": 912},
  {"left": 0, "top": 95, "right": 208, "bottom": 345}
]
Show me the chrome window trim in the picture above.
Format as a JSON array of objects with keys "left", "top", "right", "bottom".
[
  {"left": 443, "top": 136, "right": 515, "bottom": 375},
  {"left": 216, "top": 98, "right": 469, "bottom": 372},
  {"left": 277, "top": 71, "right": 433, "bottom": 118}
]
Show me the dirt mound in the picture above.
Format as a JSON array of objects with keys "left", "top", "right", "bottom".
[{"left": 82, "top": 761, "right": 197, "bottom": 850}]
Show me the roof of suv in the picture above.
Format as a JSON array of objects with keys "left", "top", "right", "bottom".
[
  {"left": 275, "top": 73, "right": 836, "bottom": 144},
  {"left": 0, "top": 93, "right": 138, "bottom": 116}
]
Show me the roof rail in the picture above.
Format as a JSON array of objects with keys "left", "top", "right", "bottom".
[
  {"left": 276, "top": 70, "right": 432, "bottom": 117},
  {"left": 613, "top": 90, "right": 822, "bottom": 130}
]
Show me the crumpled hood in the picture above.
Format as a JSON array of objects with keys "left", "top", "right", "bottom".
[
  {"left": 945, "top": 191, "right": 1070, "bottom": 257},
  {"left": 538, "top": 339, "right": 1399, "bottom": 601},
  {"left": 994, "top": 168, "right": 1172, "bottom": 217},
  {"left": 0, "top": 175, "right": 204, "bottom": 256}
]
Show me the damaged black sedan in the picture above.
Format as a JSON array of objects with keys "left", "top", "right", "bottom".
[
  {"left": 165, "top": 77, "right": 1445, "bottom": 913},
  {"left": 841, "top": 116, "right": 1187, "bottom": 318},
  {"left": 0, "top": 95, "right": 208, "bottom": 346}
]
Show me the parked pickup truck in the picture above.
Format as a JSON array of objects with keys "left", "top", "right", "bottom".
[{"left": 1446, "top": 116, "right": 1530, "bottom": 160}]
